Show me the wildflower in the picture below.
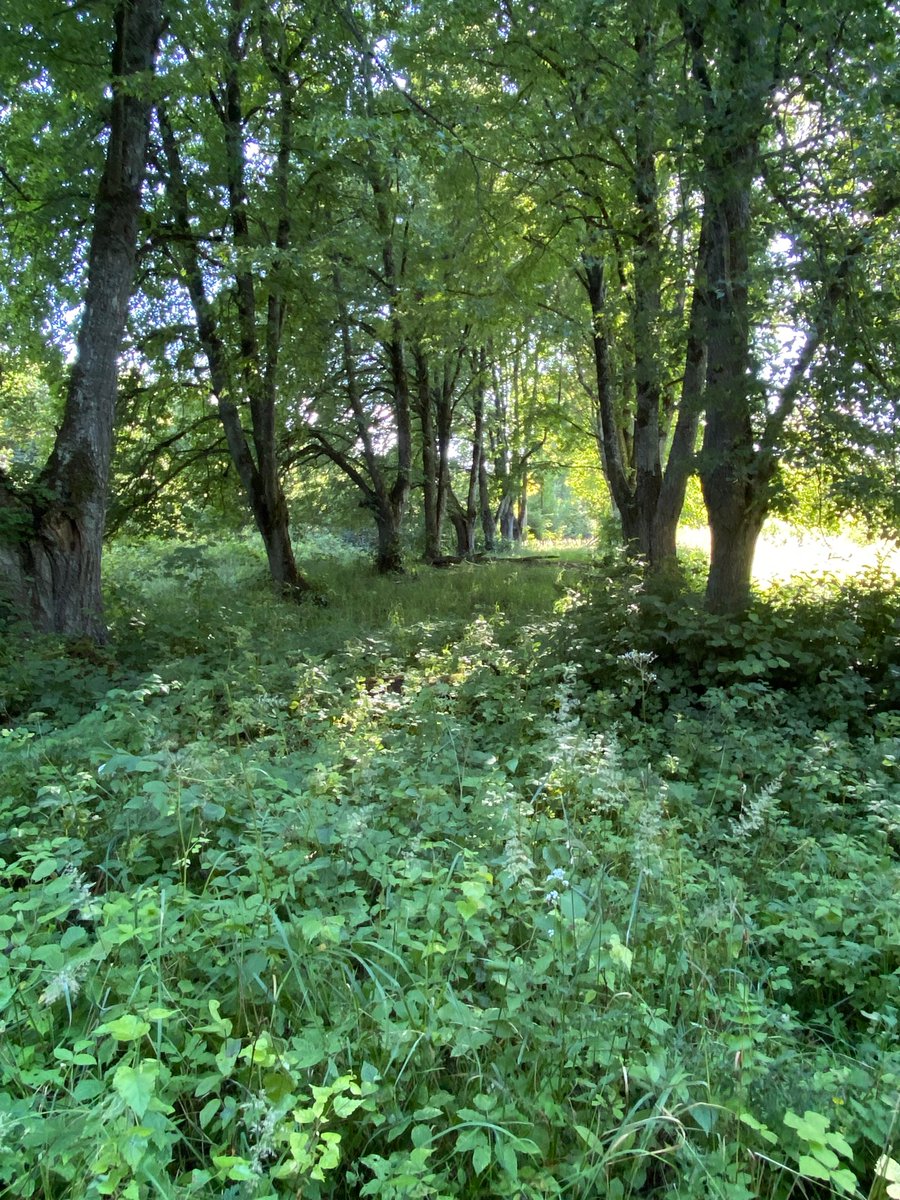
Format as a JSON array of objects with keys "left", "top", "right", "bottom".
[
  {"left": 632, "top": 785, "right": 666, "bottom": 876},
  {"left": 241, "top": 1091, "right": 286, "bottom": 1174},
  {"left": 545, "top": 889, "right": 560, "bottom": 906},
  {"left": 502, "top": 830, "right": 536, "bottom": 888},
  {"left": 731, "top": 774, "right": 783, "bottom": 837},
  {"left": 617, "top": 649, "right": 657, "bottom": 683},
  {"left": 63, "top": 866, "right": 101, "bottom": 921},
  {"left": 39, "top": 962, "right": 88, "bottom": 1007}
]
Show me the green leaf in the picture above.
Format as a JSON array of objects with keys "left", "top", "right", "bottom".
[
  {"left": 826, "top": 1130, "right": 854, "bottom": 1159},
  {"left": 212, "top": 1155, "right": 256, "bottom": 1182},
  {"left": 575, "top": 1124, "right": 605, "bottom": 1152},
  {"left": 830, "top": 1168, "right": 859, "bottom": 1193},
  {"left": 199, "top": 1098, "right": 220, "bottom": 1128},
  {"left": 797, "top": 1155, "right": 830, "bottom": 1181},
  {"left": 496, "top": 1139, "right": 518, "bottom": 1179},
  {"left": 809, "top": 1145, "right": 840, "bottom": 1171},
  {"left": 472, "top": 1139, "right": 491, "bottom": 1175},
  {"left": 95, "top": 1014, "right": 150, "bottom": 1042},
  {"left": 113, "top": 1059, "right": 159, "bottom": 1119},
  {"left": 738, "top": 1111, "right": 777, "bottom": 1145},
  {"left": 784, "top": 1109, "right": 830, "bottom": 1142}
]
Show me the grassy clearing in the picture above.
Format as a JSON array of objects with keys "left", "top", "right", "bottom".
[{"left": 0, "top": 535, "right": 898, "bottom": 1198}]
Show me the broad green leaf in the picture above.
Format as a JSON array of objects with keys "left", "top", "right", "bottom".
[
  {"left": 199, "top": 1098, "right": 220, "bottom": 1128},
  {"left": 797, "top": 1155, "right": 830, "bottom": 1181},
  {"left": 472, "top": 1139, "right": 491, "bottom": 1174},
  {"left": 784, "top": 1109, "right": 830, "bottom": 1142},
  {"left": 113, "top": 1059, "right": 159, "bottom": 1119},
  {"left": 95, "top": 1014, "right": 150, "bottom": 1042}
]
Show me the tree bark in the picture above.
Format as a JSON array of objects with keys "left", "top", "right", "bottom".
[
  {"left": 415, "top": 346, "right": 442, "bottom": 562},
  {"left": 0, "top": 0, "right": 162, "bottom": 639},
  {"left": 649, "top": 213, "right": 710, "bottom": 570},
  {"left": 374, "top": 506, "right": 404, "bottom": 574},
  {"left": 681, "top": 0, "right": 769, "bottom": 613}
]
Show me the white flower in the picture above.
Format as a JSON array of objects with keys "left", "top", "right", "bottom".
[
  {"left": 39, "top": 962, "right": 88, "bottom": 1007},
  {"left": 617, "top": 650, "right": 657, "bottom": 684}
]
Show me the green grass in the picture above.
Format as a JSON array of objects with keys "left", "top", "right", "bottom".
[{"left": 0, "top": 534, "right": 897, "bottom": 1199}]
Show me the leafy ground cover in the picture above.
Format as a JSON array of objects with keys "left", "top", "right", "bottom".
[{"left": 0, "top": 536, "right": 898, "bottom": 1198}]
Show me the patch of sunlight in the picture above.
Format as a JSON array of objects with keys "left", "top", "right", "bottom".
[{"left": 678, "top": 520, "right": 900, "bottom": 585}]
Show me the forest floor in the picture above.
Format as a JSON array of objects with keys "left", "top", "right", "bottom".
[{"left": 1, "top": 531, "right": 898, "bottom": 1199}]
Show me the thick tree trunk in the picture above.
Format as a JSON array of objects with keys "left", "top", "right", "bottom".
[
  {"left": 699, "top": 166, "right": 761, "bottom": 612},
  {"left": 516, "top": 482, "right": 528, "bottom": 541},
  {"left": 681, "top": 2, "right": 773, "bottom": 613},
  {"left": 497, "top": 493, "right": 516, "bottom": 542},
  {"left": 448, "top": 510, "right": 474, "bottom": 558},
  {"left": 0, "top": 0, "right": 162, "bottom": 639},
  {"left": 628, "top": 19, "right": 664, "bottom": 559},
  {"left": 220, "top": 22, "right": 311, "bottom": 598},
  {"left": 446, "top": 489, "right": 476, "bottom": 557},
  {"left": 479, "top": 460, "right": 494, "bottom": 552},
  {"left": 374, "top": 504, "right": 404, "bottom": 573},
  {"left": 650, "top": 214, "right": 710, "bottom": 571},
  {"left": 705, "top": 506, "right": 764, "bottom": 615},
  {"left": 472, "top": 356, "right": 495, "bottom": 551}
]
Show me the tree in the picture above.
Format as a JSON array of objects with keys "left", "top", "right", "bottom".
[
  {"left": 152, "top": 1, "right": 333, "bottom": 594},
  {"left": 0, "top": 0, "right": 163, "bottom": 638},
  {"left": 681, "top": 0, "right": 900, "bottom": 612}
]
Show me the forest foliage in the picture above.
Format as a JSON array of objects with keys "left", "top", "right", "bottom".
[{"left": 0, "top": 0, "right": 899, "bottom": 1195}]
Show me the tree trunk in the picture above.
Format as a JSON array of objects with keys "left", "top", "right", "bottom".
[
  {"left": 448, "top": 508, "right": 473, "bottom": 558},
  {"left": 650, "top": 213, "right": 710, "bottom": 571},
  {"left": 375, "top": 504, "right": 404, "bottom": 573},
  {"left": 497, "top": 493, "right": 516, "bottom": 541},
  {"left": 159, "top": 85, "right": 311, "bottom": 599},
  {"left": 705, "top": 507, "right": 764, "bottom": 615},
  {"left": 479, "top": 458, "right": 494, "bottom": 551},
  {"left": 681, "top": 2, "right": 773, "bottom": 613},
  {"left": 416, "top": 347, "right": 442, "bottom": 562},
  {"left": 628, "top": 18, "right": 664, "bottom": 558},
  {"left": 473, "top": 354, "right": 495, "bottom": 551},
  {"left": 516, "top": 480, "right": 528, "bottom": 541},
  {"left": 446, "top": 488, "right": 476, "bottom": 557},
  {"left": 700, "top": 185, "right": 760, "bottom": 614},
  {"left": 0, "top": 0, "right": 162, "bottom": 639}
]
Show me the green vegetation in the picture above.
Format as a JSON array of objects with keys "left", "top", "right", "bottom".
[
  {"left": 0, "top": 0, "right": 898, "bottom": 1193},
  {"left": 1, "top": 536, "right": 897, "bottom": 1198}
]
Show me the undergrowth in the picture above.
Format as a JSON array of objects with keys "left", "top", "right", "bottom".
[{"left": 0, "top": 536, "right": 897, "bottom": 1198}]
